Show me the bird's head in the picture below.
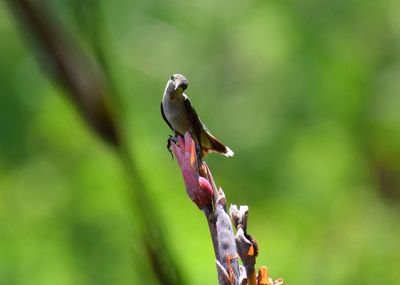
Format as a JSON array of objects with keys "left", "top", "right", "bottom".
[{"left": 165, "top": 73, "right": 189, "bottom": 98}]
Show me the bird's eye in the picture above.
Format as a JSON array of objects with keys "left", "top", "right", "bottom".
[{"left": 170, "top": 76, "right": 174, "bottom": 81}]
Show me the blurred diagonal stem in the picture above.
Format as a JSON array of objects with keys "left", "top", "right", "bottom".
[{"left": 7, "top": 0, "right": 185, "bottom": 284}]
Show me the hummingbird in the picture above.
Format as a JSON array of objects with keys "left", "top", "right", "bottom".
[{"left": 161, "top": 73, "right": 234, "bottom": 158}]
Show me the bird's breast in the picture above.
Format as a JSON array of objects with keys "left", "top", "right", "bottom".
[{"left": 163, "top": 95, "right": 191, "bottom": 135}]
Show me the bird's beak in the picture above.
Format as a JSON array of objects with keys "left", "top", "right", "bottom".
[{"left": 175, "top": 80, "right": 188, "bottom": 91}]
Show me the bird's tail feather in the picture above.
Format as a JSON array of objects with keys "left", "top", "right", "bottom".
[{"left": 204, "top": 131, "right": 234, "bottom": 157}]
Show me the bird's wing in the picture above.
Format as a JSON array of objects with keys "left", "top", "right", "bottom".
[
  {"left": 161, "top": 101, "right": 173, "bottom": 131},
  {"left": 183, "top": 96, "right": 204, "bottom": 147}
]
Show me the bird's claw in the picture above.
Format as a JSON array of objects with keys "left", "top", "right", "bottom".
[{"left": 167, "top": 135, "right": 180, "bottom": 158}]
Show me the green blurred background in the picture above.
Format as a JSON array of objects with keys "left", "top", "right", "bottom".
[{"left": 1, "top": 0, "right": 400, "bottom": 284}]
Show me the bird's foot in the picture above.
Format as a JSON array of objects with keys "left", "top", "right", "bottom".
[{"left": 167, "top": 135, "right": 180, "bottom": 158}]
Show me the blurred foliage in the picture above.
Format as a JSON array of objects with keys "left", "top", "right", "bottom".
[{"left": 1, "top": 0, "right": 400, "bottom": 284}]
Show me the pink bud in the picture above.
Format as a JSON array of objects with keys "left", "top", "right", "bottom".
[{"left": 171, "top": 132, "right": 213, "bottom": 209}]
